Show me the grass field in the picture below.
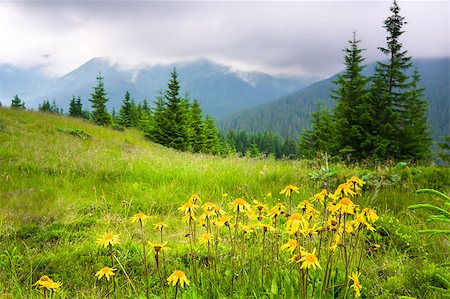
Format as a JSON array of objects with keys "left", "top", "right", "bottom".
[{"left": 0, "top": 108, "right": 449, "bottom": 298}]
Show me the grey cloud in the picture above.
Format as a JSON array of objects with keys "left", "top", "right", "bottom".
[{"left": 1, "top": 1, "right": 448, "bottom": 78}]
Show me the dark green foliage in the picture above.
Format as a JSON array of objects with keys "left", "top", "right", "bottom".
[
  {"left": 332, "top": 32, "right": 370, "bottom": 160},
  {"left": 38, "top": 100, "right": 51, "bottom": 112},
  {"left": 220, "top": 129, "right": 297, "bottom": 159},
  {"left": 39, "top": 100, "right": 61, "bottom": 114},
  {"left": 367, "top": 0, "right": 431, "bottom": 161},
  {"left": 189, "top": 99, "right": 206, "bottom": 153},
  {"left": 299, "top": 104, "right": 336, "bottom": 158},
  {"left": 10, "top": 95, "right": 25, "bottom": 109},
  {"left": 88, "top": 75, "right": 111, "bottom": 126},
  {"left": 119, "top": 91, "right": 139, "bottom": 128},
  {"left": 203, "top": 115, "right": 221, "bottom": 154},
  {"left": 146, "top": 92, "right": 166, "bottom": 144},
  {"left": 146, "top": 69, "right": 221, "bottom": 155},
  {"left": 298, "top": 1, "right": 432, "bottom": 162},
  {"left": 69, "top": 96, "right": 84, "bottom": 118},
  {"left": 57, "top": 127, "right": 90, "bottom": 139},
  {"left": 162, "top": 69, "right": 191, "bottom": 151}
]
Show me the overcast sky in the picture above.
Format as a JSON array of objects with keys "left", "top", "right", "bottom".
[{"left": 0, "top": 0, "right": 448, "bottom": 79}]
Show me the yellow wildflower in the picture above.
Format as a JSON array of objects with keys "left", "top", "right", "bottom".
[
  {"left": 214, "top": 215, "right": 231, "bottom": 228},
  {"left": 189, "top": 194, "right": 201, "bottom": 203},
  {"left": 347, "top": 176, "right": 365, "bottom": 189},
  {"left": 299, "top": 248, "right": 321, "bottom": 270},
  {"left": 311, "top": 189, "right": 328, "bottom": 204},
  {"left": 268, "top": 203, "right": 286, "bottom": 218},
  {"left": 285, "top": 213, "right": 304, "bottom": 234},
  {"left": 213, "top": 204, "right": 226, "bottom": 217},
  {"left": 222, "top": 193, "right": 229, "bottom": 198},
  {"left": 229, "top": 198, "right": 251, "bottom": 213},
  {"left": 334, "top": 183, "right": 356, "bottom": 198},
  {"left": 253, "top": 200, "right": 268, "bottom": 212},
  {"left": 336, "top": 197, "right": 356, "bottom": 215},
  {"left": 130, "top": 212, "right": 150, "bottom": 223},
  {"left": 327, "top": 215, "right": 339, "bottom": 231},
  {"left": 280, "top": 184, "right": 299, "bottom": 197},
  {"left": 154, "top": 221, "right": 168, "bottom": 231},
  {"left": 200, "top": 210, "right": 214, "bottom": 221},
  {"left": 258, "top": 222, "right": 276, "bottom": 233},
  {"left": 199, "top": 233, "right": 213, "bottom": 246},
  {"left": 349, "top": 271, "right": 362, "bottom": 297},
  {"left": 297, "top": 200, "right": 313, "bottom": 212},
  {"left": 95, "top": 266, "right": 116, "bottom": 281},
  {"left": 33, "top": 275, "right": 62, "bottom": 290},
  {"left": 362, "top": 208, "right": 379, "bottom": 222},
  {"left": 96, "top": 233, "right": 120, "bottom": 248},
  {"left": 167, "top": 270, "right": 190, "bottom": 288},
  {"left": 202, "top": 201, "right": 215, "bottom": 211},
  {"left": 240, "top": 224, "right": 255, "bottom": 234},
  {"left": 148, "top": 241, "right": 168, "bottom": 253},
  {"left": 289, "top": 253, "right": 302, "bottom": 264},
  {"left": 178, "top": 201, "right": 199, "bottom": 215},
  {"left": 280, "top": 239, "right": 298, "bottom": 254}
]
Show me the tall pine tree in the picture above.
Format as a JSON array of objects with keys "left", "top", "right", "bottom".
[
  {"left": 189, "top": 99, "right": 206, "bottom": 153},
  {"left": 332, "top": 32, "right": 370, "bottom": 160},
  {"left": 89, "top": 75, "right": 111, "bottom": 126},
  {"left": 163, "top": 68, "right": 191, "bottom": 151},
  {"left": 369, "top": 0, "right": 431, "bottom": 160},
  {"left": 10, "top": 95, "right": 25, "bottom": 109}
]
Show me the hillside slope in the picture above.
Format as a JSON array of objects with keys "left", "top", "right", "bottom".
[
  {"left": 219, "top": 58, "right": 450, "bottom": 140},
  {"left": 0, "top": 108, "right": 449, "bottom": 297}
]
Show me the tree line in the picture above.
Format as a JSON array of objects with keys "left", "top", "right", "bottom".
[{"left": 300, "top": 0, "right": 433, "bottom": 162}]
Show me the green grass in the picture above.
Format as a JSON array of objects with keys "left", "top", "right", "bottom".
[{"left": 0, "top": 108, "right": 449, "bottom": 298}]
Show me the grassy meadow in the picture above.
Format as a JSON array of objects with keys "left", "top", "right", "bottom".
[{"left": 0, "top": 108, "right": 449, "bottom": 298}]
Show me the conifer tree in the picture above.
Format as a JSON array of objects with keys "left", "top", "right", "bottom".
[
  {"left": 189, "top": 99, "right": 206, "bottom": 153},
  {"left": 369, "top": 0, "right": 431, "bottom": 160},
  {"left": 332, "top": 32, "right": 370, "bottom": 160},
  {"left": 39, "top": 100, "right": 52, "bottom": 112},
  {"left": 203, "top": 115, "right": 221, "bottom": 154},
  {"left": 163, "top": 68, "right": 191, "bottom": 151},
  {"left": 299, "top": 104, "right": 336, "bottom": 158},
  {"left": 69, "top": 96, "right": 77, "bottom": 116},
  {"left": 147, "top": 92, "right": 167, "bottom": 144},
  {"left": 119, "top": 91, "right": 133, "bottom": 127},
  {"left": 69, "top": 96, "right": 83, "bottom": 117},
  {"left": 11, "top": 95, "right": 25, "bottom": 109},
  {"left": 89, "top": 75, "right": 111, "bottom": 126}
]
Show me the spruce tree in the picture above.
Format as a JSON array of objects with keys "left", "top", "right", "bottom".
[
  {"left": 163, "top": 68, "right": 191, "bottom": 151},
  {"left": 203, "top": 115, "right": 221, "bottom": 154},
  {"left": 11, "top": 95, "right": 25, "bottom": 109},
  {"left": 369, "top": 0, "right": 431, "bottom": 160},
  {"left": 75, "top": 97, "right": 83, "bottom": 117},
  {"left": 69, "top": 96, "right": 77, "bottom": 116},
  {"left": 398, "top": 69, "right": 432, "bottom": 160},
  {"left": 69, "top": 96, "right": 83, "bottom": 117},
  {"left": 332, "top": 32, "right": 370, "bottom": 160},
  {"left": 89, "top": 75, "right": 111, "bottom": 126},
  {"left": 147, "top": 92, "right": 167, "bottom": 144},
  {"left": 299, "top": 104, "right": 336, "bottom": 158},
  {"left": 189, "top": 99, "right": 206, "bottom": 153},
  {"left": 119, "top": 91, "right": 133, "bottom": 127},
  {"left": 39, "top": 100, "right": 51, "bottom": 112}
]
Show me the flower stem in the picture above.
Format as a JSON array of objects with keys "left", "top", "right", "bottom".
[{"left": 140, "top": 220, "right": 150, "bottom": 299}]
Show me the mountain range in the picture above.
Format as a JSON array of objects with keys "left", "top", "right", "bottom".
[
  {"left": 0, "top": 57, "right": 448, "bottom": 140},
  {"left": 0, "top": 58, "right": 315, "bottom": 119},
  {"left": 218, "top": 58, "right": 450, "bottom": 140}
]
